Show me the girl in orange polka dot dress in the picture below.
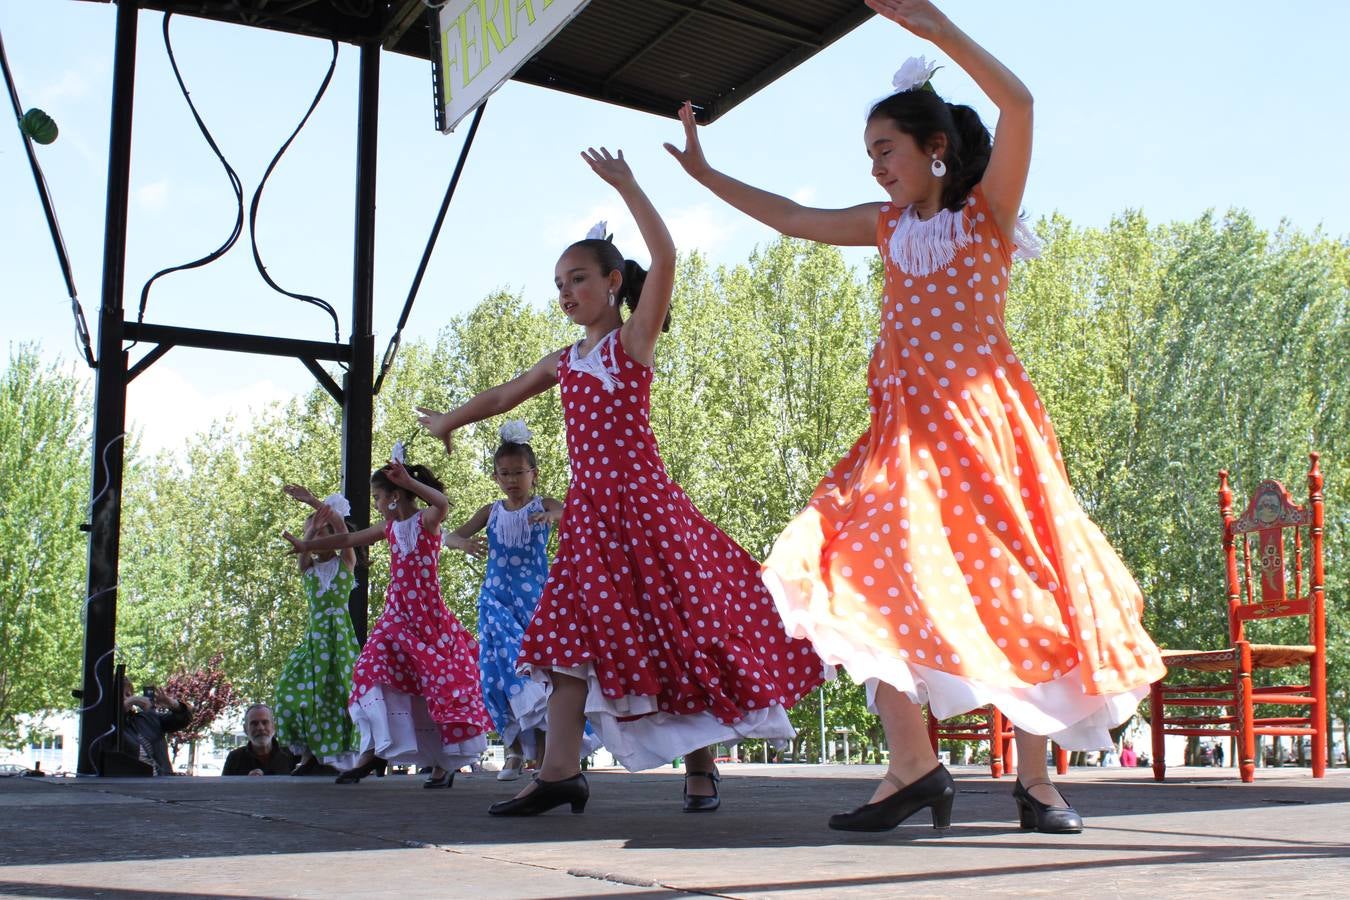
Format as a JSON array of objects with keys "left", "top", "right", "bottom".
[
  {"left": 669, "top": 0, "right": 1164, "bottom": 834},
  {"left": 419, "top": 148, "right": 824, "bottom": 817}
]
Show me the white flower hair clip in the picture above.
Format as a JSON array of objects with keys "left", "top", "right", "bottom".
[
  {"left": 892, "top": 56, "right": 940, "bottom": 94},
  {"left": 499, "top": 419, "right": 533, "bottom": 445},
  {"left": 391, "top": 439, "right": 405, "bottom": 464},
  {"left": 322, "top": 493, "right": 351, "bottom": 518},
  {"left": 585, "top": 220, "right": 609, "bottom": 241}
]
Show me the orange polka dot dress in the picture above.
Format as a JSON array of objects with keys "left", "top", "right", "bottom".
[{"left": 762, "top": 186, "right": 1164, "bottom": 749}]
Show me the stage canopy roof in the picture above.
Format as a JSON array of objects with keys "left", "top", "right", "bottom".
[{"left": 74, "top": 0, "right": 873, "bottom": 122}]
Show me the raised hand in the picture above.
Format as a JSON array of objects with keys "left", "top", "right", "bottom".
[
  {"left": 282, "top": 484, "right": 319, "bottom": 506},
  {"left": 865, "top": 0, "right": 950, "bottom": 42},
  {"left": 529, "top": 507, "right": 563, "bottom": 525},
  {"left": 662, "top": 101, "right": 711, "bottom": 179},
  {"left": 416, "top": 406, "right": 455, "bottom": 456},
  {"left": 384, "top": 459, "right": 413, "bottom": 488},
  {"left": 281, "top": 530, "right": 308, "bottom": 554},
  {"left": 581, "top": 146, "right": 635, "bottom": 190}
]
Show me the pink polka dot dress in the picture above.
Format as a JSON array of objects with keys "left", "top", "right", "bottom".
[
  {"left": 763, "top": 186, "right": 1165, "bottom": 749},
  {"left": 348, "top": 513, "right": 491, "bottom": 769},
  {"left": 520, "top": 330, "right": 825, "bottom": 771}
]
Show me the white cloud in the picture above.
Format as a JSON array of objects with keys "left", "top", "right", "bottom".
[
  {"left": 125, "top": 365, "right": 296, "bottom": 455},
  {"left": 791, "top": 185, "right": 818, "bottom": 205},
  {"left": 134, "top": 180, "right": 170, "bottom": 212},
  {"left": 665, "top": 203, "right": 737, "bottom": 254}
]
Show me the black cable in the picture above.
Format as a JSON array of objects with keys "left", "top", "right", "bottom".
[
  {"left": 1, "top": 26, "right": 97, "bottom": 368},
  {"left": 248, "top": 36, "right": 344, "bottom": 358},
  {"left": 373, "top": 101, "right": 488, "bottom": 394},
  {"left": 134, "top": 12, "right": 245, "bottom": 332}
]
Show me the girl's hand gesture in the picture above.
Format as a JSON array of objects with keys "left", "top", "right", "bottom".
[
  {"left": 281, "top": 530, "right": 308, "bottom": 554},
  {"left": 581, "top": 147, "right": 635, "bottom": 190},
  {"left": 662, "top": 101, "right": 711, "bottom": 180},
  {"left": 866, "top": 0, "right": 951, "bottom": 41},
  {"left": 529, "top": 507, "right": 563, "bottom": 525},
  {"left": 282, "top": 484, "right": 318, "bottom": 506},
  {"left": 446, "top": 533, "right": 487, "bottom": 558},
  {"left": 384, "top": 459, "right": 413, "bottom": 488},
  {"left": 416, "top": 406, "right": 455, "bottom": 456}
]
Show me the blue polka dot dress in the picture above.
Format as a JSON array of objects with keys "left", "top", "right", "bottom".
[{"left": 477, "top": 498, "right": 553, "bottom": 755}]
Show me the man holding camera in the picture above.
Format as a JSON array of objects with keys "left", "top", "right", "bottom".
[{"left": 120, "top": 679, "right": 193, "bottom": 775}]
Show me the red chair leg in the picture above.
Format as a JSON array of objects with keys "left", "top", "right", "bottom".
[
  {"left": 1149, "top": 680, "right": 1166, "bottom": 781},
  {"left": 925, "top": 705, "right": 939, "bottom": 756},
  {"left": 1054, "top": 745, "right": 1068, "bottom": 775},
  {"left": 1237, "top": 644, "right": 1256, "bottom": 783},
  {"left": 989, "top": 708, "right": 1005, "bottom": 778}
]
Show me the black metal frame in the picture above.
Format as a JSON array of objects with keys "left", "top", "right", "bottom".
[{"left": 75, "top": 0, "right": 479, "bottom": 775}]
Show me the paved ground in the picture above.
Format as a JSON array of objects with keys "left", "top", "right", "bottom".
[{"left": 2, "top": 764, "right": 1347, "bottom": 898}]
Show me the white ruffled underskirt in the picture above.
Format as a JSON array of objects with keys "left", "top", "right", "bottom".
[
  {"left": 502, "top": 678, "right": 550, "bottom": 760},
  {"left": 763, "top": 569, "right": 1144, "bottom": 751},
  {"left": 349, "top": 684, "right": 486, "bottom": 769},
  {"left": 526, "top": 663, "right": 795, "bottom": 772}
]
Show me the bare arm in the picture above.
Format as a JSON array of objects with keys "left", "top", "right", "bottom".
[
  {"left": 444, "top": 503, "right": 491, "bottom": 557},
  {"left": 284, "top": 521, "right": 385, "bottom": 554},
  {"left": 579, "top": 148, "right": 675, "bottom": 367},
  {"left": 381, "top": 460, "right": 449, "bottom": 532},
  {"left": 666, "top": 101, "right": 881, "bottom": 247},
  {"left": 869, "top": 0, "right": 1033, "bottom": 237},
  {"left": 416, "top": 351, "right": 562, "bottom": 456},
  {"left": 451, "top": 503, "right": 493, "bottom": 538}
]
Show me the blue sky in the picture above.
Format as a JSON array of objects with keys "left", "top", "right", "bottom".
[{"left": 4, "top": 0, "right": 1348, "bottom": 451}]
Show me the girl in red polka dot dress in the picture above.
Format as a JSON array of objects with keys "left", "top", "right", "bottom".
[
  {"left": 418, "top": 149, "right": 824, "bottom": 817},
  {"left": 669, "top": 0, "right": 1164, "bottom": 834},
  {"left": 284, "top": 458, "right": 491, "bottom": 787}
]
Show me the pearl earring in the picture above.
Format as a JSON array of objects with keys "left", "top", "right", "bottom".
[
  {"left": 387, "top": 501, "right": 398, "bottom": 511},
  {"left": 930, "top": 154, "right": 947, "bottom": 178},
  {"left": 608, "top": 291, "right": 616, "bottom": 307}
]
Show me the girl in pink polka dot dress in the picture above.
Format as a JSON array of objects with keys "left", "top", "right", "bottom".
[
  {"left": 284, "top": 459, "right": 491, "bottom": 787},
  {"left": 669, "top": 0, "right": 1164, "bottom": 834},
  {"left": 419, "top": 149, "right": 823, "bottom": 817}
]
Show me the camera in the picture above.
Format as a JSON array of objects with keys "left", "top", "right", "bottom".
[{"left": 143, "top": 686, "right": 156, "bottom": 703}]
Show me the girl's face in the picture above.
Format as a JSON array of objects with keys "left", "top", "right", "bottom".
[
  {"left": 555, "top": 247, "right": 620, "bottom": 327},
  {"left": 492, "top": 454, "right": 537, "bottom": 504},
  {"left": 864, "top": 117, "right": 943, "bottom": 211},
  {"left": 371, "top": 485, "right": 404, "bottom": 522}
]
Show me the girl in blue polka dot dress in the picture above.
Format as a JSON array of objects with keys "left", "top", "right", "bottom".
[{"left": 447, "top": 421, "right": 601, "bottom": 781}]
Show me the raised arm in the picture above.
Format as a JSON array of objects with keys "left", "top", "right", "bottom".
[
  {"left": 869, "top": 0, "right": 1033, "bottom": 237},
  {"left": 416, "top": 350, "right": 561, "bottom": 456},
  {"left": 579, "top": 148, "right": 674, "bottom": 366},
  {"left": 383, "top": 460, "right": 449, "bottom": 532},
  {"left": 666, "top": 102, "right": 881, "bottom": 247}
]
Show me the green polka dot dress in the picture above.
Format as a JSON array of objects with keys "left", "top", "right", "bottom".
[{"left": 274, "top": 557, "right": 360, "bottom": 761}]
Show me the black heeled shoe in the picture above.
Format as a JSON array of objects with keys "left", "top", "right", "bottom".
[
  {"left": 682, "top": 769, "right": 721, "bottom": 813},
  {"left": 423, "top": 768, "right": 455, "bottom": 789},
  {"left": 488, "top": 773, "right": 589, "bottom": 816},
  {"left": 1012, "top": 779, "right": 1083, "bottom": 834},
  {"left": 828, "top": 765, "right": 955, "bottom": 832},
  {"left": 335, "top": 756, "right": 387, "bottom": 784},
  {"left": 292, "top": 758, "right": 340, "bottom": 777}
]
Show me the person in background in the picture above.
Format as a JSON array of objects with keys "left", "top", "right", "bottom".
[{"left": 223, "top": 704, "right": 297, "bottom": 776}]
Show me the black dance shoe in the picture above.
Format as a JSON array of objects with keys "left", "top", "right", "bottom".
[
  {"left": 828, "top": 765, "right": 955, "bottom": 832},
  {"left": 682, "top": 769, "right": 721, "bottom": 813},
  {"left": 291, "top": 758, "right": 339, "bottom": 777},
  {"left": 1012, "top": 779, "right": 1083, "bottom": 833},
  {"left": 423, "top": 768, "right": 455, "bottom": 789},
  {"left": 334, "top": 756, "right": 387, "bottom": 784},
  {"left": 488, "top": 773, "right": 589, "bottom": 816}
]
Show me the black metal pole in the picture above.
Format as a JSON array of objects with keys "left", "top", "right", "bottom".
[
  {"left": 78, "top": 0, "right": 138, "bottom": 776},
  {"left": 342, "top": 41, "right": 379, "bottom": 643}
]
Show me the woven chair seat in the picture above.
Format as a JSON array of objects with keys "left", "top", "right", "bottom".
[{"left": 1161, "top": 644, "right": 1316, "bottom": 673}]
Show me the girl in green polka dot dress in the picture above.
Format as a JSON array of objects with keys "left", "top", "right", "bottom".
[{"left": 275, "top": 484, "right": 362, "bottom": 774}]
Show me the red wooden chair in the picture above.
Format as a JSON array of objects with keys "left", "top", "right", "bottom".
[
  {"left": 1149, "top": 454, "right": 1328, "bottom": 782},
  {"left": 925, "top": 705, "right": 1069, "bottom": 777}
]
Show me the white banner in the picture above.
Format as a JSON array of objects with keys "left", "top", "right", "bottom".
[{"left": 435, "top": 0, "right": 591, "bottom": 133}]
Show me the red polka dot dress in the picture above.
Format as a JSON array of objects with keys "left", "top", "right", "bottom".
[
  {"left": 348, "top": 513, "right": 491, "bottom": 768},
  {"left": 519, "top": 330, "right": 825, "bottom": 771},
  {"left": 762, "top": 186, "right": 1164, "bottom": 749}
]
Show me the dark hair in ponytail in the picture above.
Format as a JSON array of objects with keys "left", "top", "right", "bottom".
[
  {"left": 868, "top": 89, "right": 992, "bottom": 212},
  {"left": 567, "top": 238, "right": 669, "bottom": 332},
  {"left": 370, "top": 461, "right": 444, "bottom": 497}
]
